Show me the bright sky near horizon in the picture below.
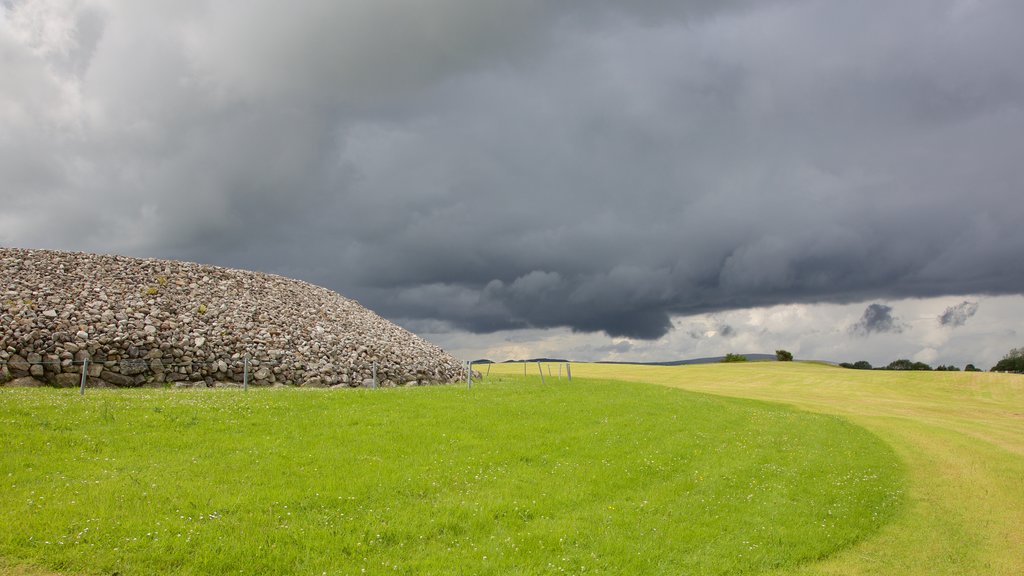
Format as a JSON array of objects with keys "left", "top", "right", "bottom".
[{"left": 2, "top": 0, "right": 1021, "bottom": 367}]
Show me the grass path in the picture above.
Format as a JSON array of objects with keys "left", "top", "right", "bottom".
[{"left": 493, "top": 362, "right": 1024, "bottom": 575}]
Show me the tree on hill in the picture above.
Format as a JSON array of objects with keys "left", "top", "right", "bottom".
[
  {"left": 991, "top": 347, "right": 1024, "bottom": 372},
  {"left": 722, "top": 353, "right": 747, "bottom": 363},
  {"left": 853, "top": 360, "right": 873, "bottom": 370},
  {"left": 775, "top": 349, "right": 794, "bottom": 361},
  {"left": 886, "top": 359, "right": 931, "bottom": 371},
  {"left": 965, "top": 364, "right": 981, "bottom": 372},
  {"left": 886, "top": 359, "right": 914, "bottom": 370}
]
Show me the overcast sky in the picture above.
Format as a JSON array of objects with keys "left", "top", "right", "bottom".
[{"left": 2, "top": 0, "right": 1022, "bottom": 368}]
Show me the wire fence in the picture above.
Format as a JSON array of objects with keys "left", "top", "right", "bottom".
[{"left": 0, "top": 358, "right": 574, "bottom": 394}]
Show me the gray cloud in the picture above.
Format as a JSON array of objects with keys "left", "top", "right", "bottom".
[
  {"left": 939, "top": 301, "right": 979, "bottom": 327},
  {"left": 593, "top": 340, "right": 634, "bottom": 355},
  {"left": 851, "top": 303, "right": 902, "bottom": 336},
  {"left": 3, "top": 0, "right": 1024, "bottom": 340}
]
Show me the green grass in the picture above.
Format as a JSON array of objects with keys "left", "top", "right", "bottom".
[
  {"left": 493, "top": 362, "right": 1024, "bottom": 575},
  {"left": 0, "top": 377, "right": 902, "bottom": 575}
]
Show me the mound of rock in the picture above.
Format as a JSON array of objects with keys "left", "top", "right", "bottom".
[{"left": 0, "top": 248, "right": 464, "bottom": 388}]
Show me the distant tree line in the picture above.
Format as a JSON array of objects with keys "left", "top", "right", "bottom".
[
  {"left": 838, "top": 359, "right": 980, "bottom": 371},
  {"left": 838, "top": 346, "right": 1023, "bottom": 373},
  {"left": 991, "top": 347, "right": 1024, "bottom": 373}
]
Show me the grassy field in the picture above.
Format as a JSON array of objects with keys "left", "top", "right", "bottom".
[
  {"left": 0, "top": 375, "right": 902, "bottom": 575},
  {"left": 490, "top": 361, "right": 1024, "bottom": 575}
]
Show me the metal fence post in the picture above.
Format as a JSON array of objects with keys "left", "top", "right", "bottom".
[
  {"left": 79, "top": 358, "right": 88, "bottom": 395},
  {"left": 566, "top": 362, "right": 572, "bottom": 381},
  {"left": 467, "top": 361, "right": 473, "bottom": 389},
  {"left": 372, "top": 362, "right": 378, "bottom": 389},
  {"left": 538, "top": 361, "right": 546, "bottom": 385},
  {"left": 243, "top": 354, "right": 249, "bottom": 391}
]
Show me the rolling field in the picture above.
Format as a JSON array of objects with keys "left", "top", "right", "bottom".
[
  {"left": 490, "top": 361, "right": 1024, "bottom": 575},
  {"left": 0, "top": 374, "right": 903, "bottom": 575}
]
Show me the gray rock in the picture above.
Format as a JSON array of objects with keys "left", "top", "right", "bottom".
[
  {"left": 119, "top": 359, "right": 148, "bottom": 376},
  {"left": 99, "top": 370, "right": 135, "bottom": 387},
  {"left": 0, "top": 247, "right": 465, "bottom": 389},
  {"left": 54, "top": 373, "right": 82, "bottom": 388},
  {"left": 29, "top": 364, "right": 45, "bottom": 377},
  {"left": 9, "top": 355, "right": 30, "bottom": 373},
  {"left": 6, "top": 376, "right": 44, "bottom": 387}
]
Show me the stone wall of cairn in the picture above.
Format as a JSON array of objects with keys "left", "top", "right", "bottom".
[{"left": 0, "top": 248, "right": 465, "bottom": 388}]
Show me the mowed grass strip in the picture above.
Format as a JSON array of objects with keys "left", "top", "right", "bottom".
[
  {"left": 527, "top": 362, "right": 1024, "bottom": 576},
  {"left": 0, "top": 378, "right": 901, "bottom": 575}
]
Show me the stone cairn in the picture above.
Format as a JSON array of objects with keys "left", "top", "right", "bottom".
[{"left": 0, "top": 248, "right": 465, "bottom": 388}]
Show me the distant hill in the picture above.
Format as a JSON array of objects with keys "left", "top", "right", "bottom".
[
  {"left": 496, "top": 354, "right": 780, "bottom": 366},
  {"left": 598, "top": 354, "right": 778, "bottom": 366}
]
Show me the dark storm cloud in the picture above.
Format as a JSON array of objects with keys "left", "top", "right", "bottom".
[
  {"left": 939, "top": 301, "right": 979, "bottom": 327},
  {"left": 3, "top": 0, "right": 1024, "bottom": 340},
  {"left": 851, "top": 304, "right": 903, "bottom": 336}
]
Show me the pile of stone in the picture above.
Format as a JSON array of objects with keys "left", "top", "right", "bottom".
[{"left": 0, "top": 248, "right": 465, "bottom": 388}]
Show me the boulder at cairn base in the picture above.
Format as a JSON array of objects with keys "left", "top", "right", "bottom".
[{"left": 0, "top": 248, "right": 464, "bottom": 387}]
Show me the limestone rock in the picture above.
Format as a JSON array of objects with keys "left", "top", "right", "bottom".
[
  {"left": 6, "top": 376, "right": 44, "bottom": 387},
  {"left": 120, "top": 359, "right": 148, "bottom": 376},
  {"left": 9, "top": 354, "right": 30, "bottom": 375},
  {"left": 99, "top": 370, "right": 135, "bottom": 387},
  {"left": 54, "top": 373, "right": 82, "bottom": 388},
  {"left": 1, "top": 248, "right": 463, "bottom": 388}
]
